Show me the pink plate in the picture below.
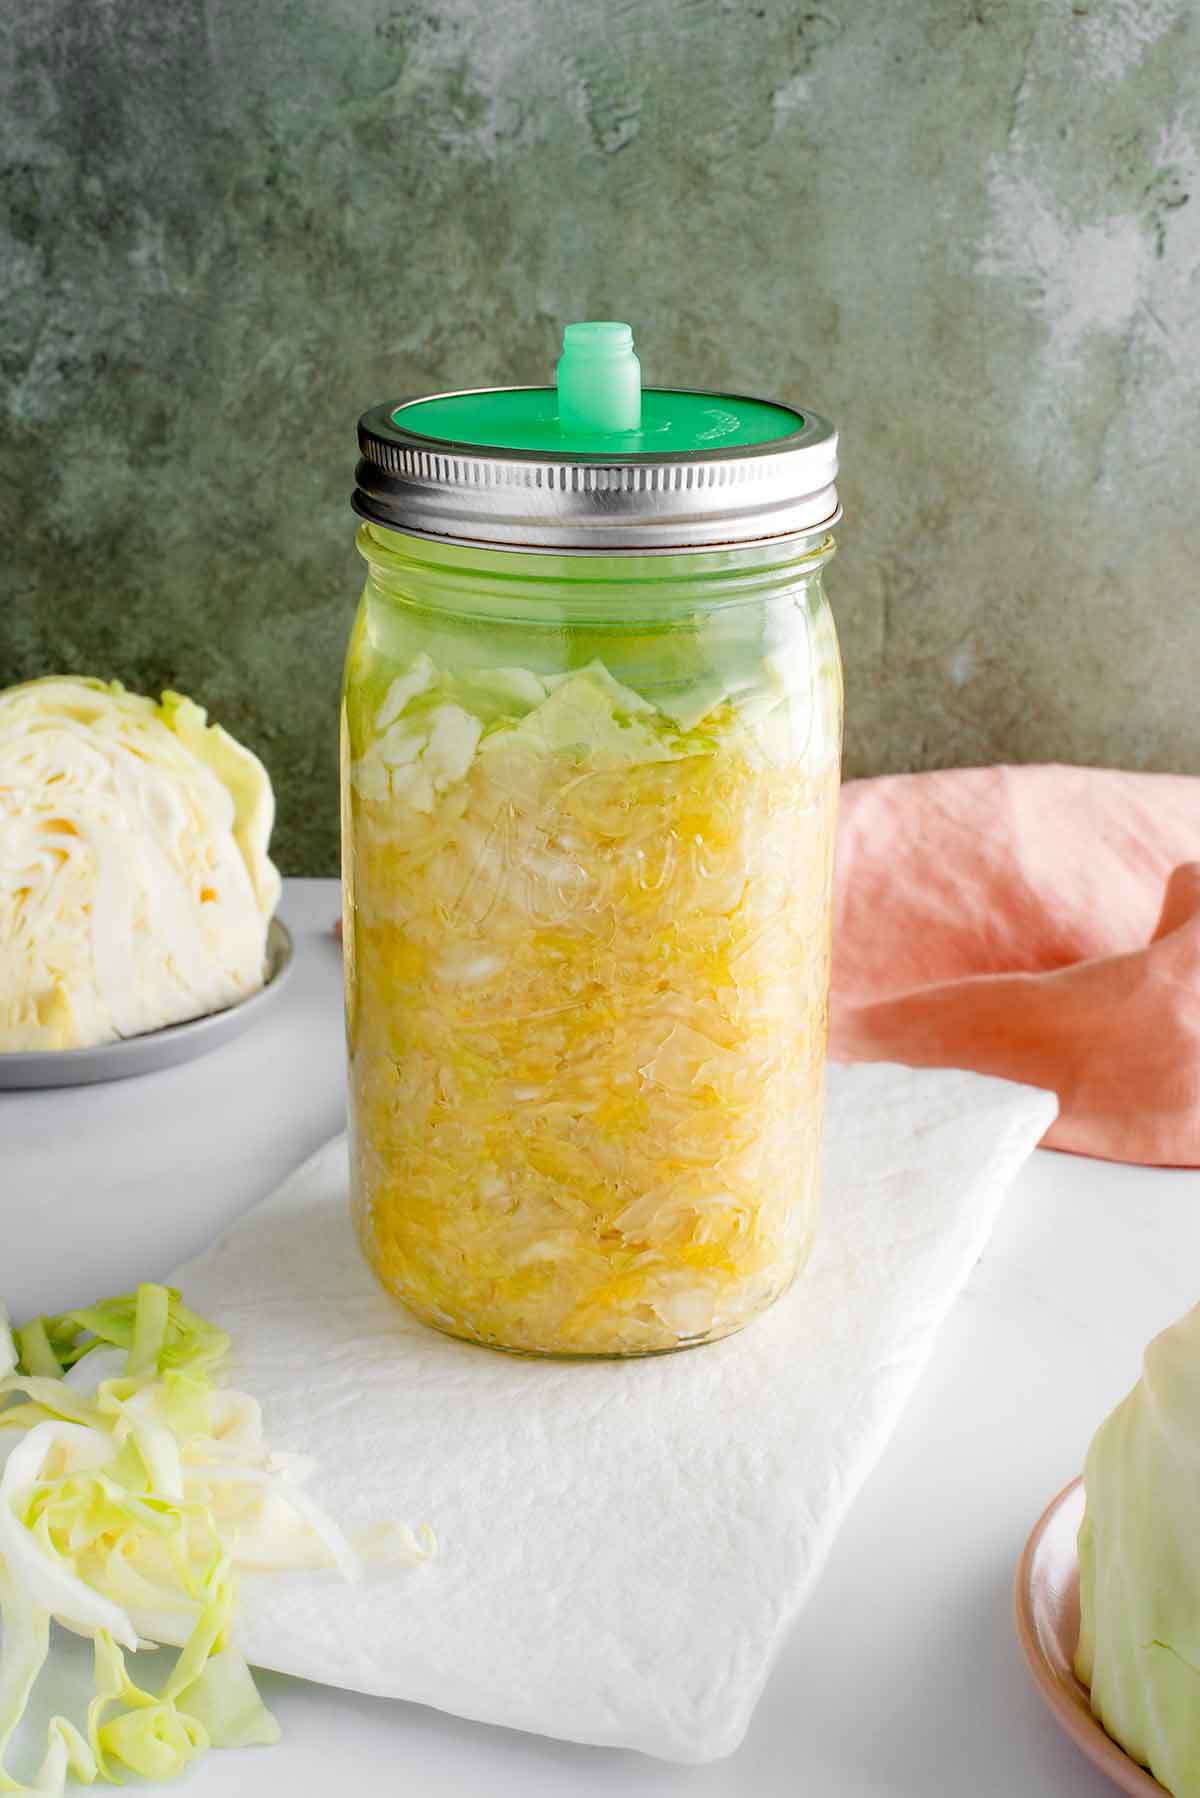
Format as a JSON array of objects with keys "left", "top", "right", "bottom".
[{"left": 1014, "top": 1477, "right": 1167, "bottom": 1796}]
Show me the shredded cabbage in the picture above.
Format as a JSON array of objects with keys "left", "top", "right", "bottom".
[
  {"left": 0, "top": 677, "right": 280, "bottom": 1052},
  {"left": 344, "top": 634, "right": 840, "bottom": 1355},
  {"left": 1076, "top": 1300, "right": 1200, "bottom": 1795},
  {"left": 0, "top": 1286, "right": 432, "bottom": 1792}
]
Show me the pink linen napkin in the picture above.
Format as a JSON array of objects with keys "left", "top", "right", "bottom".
[{"left": 830, "top": 765, "right": 1200, "bottom": 1166}]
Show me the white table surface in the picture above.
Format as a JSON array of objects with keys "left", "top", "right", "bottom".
[{"left": 5, "top": 877, "right": 1200, "bottom": 1797}]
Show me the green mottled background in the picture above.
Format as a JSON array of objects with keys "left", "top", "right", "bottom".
[{"left": 3, "top": 1, "right": 1198, "bottom": 873}]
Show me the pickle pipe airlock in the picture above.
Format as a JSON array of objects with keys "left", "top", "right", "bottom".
[
  {"left": 555, "top": 320, "right": 643, "bottom": 436},
  {"left": 353, "top": 324, "right": 840, "bottom": 547}
]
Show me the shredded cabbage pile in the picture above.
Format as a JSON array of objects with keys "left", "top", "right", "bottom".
[
  {"left": 344, "top": 634, "right": 839, "bottom": 1355},
  {"left": 0, "top": 1285, "right": 431, "bottom": 1792},
  {"left": 1076, "top": 1300, "right": 1200, "bottom": 1795}
]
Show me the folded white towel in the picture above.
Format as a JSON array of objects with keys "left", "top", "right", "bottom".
[{"left": 169, "top": 1061, "right": 1056, "bottom": 1762}]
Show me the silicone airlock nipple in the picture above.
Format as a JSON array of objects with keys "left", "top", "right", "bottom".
[{"left": 556, "top": 321, "right": 642, "bottom": 435}]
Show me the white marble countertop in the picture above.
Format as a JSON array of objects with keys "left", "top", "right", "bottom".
[{"left": 5, "top": 878, "right": 1199, "bottom": 1797}]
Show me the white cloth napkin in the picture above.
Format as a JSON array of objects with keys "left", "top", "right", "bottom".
[{"left": 169, "top": 1061, "right": 1056, "bottom": 1762}]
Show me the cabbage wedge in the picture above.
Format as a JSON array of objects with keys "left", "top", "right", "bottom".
[{"left": 1076, "top": 1300, "right": 1200, "bottom": 1796}]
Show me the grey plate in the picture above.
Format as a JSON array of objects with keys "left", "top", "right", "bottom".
[{"left": 0, "top": 919, "right": 294, "bottom": 1090}]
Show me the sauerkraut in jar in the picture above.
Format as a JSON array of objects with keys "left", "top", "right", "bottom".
[{"left": 342, "top": 323, "right": 844, "bottom": 1355}]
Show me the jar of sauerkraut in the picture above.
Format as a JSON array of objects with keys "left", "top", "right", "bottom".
[{"left": 342, "top": 322, "right": 843, "bottom": 1356}]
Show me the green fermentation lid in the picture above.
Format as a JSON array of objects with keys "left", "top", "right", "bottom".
[
  {"left": 398, "top": 321, "right": 806, "bottom": 457},
  {"left": 354, "top": 320, "right": 839, "bottom": 552}
]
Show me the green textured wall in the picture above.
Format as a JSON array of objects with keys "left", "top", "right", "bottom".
[{"left": 3, "top": 1, "right": 1198, "bottom": 874}]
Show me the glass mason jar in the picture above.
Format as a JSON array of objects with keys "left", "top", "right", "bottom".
[{"left": 341, "top": 329, "right": 843, "bottom": 1356}]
